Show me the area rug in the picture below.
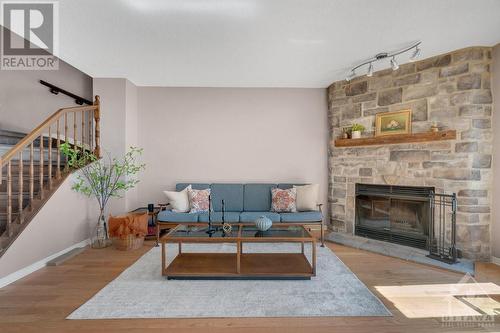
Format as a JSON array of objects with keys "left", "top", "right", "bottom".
[{"left": 67, "top": 243, "right": 391, "bottom": 319}]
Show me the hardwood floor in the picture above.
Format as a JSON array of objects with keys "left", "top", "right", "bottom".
[{"left": 0, "top": 240, "right": 498, "bottom": 333}]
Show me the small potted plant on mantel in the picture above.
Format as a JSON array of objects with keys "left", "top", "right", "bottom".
[{"left": 350, "top": 123, "right": 365, "bottom": 139}]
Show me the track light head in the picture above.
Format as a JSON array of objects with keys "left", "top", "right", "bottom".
[
  {"left": 390, "top": 56, "right": 399, "bottom": 71},
  {"left": 410, "top": 46, "right": 421, "bottom": 62},
  {"left": 367, "top": 63, "right": 374, "bottom": 77},
  {"left": 346, "top": 70, "right": 356, "bottom": 82}
]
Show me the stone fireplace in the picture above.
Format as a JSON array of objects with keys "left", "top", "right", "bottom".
[{"left": 327, "top": 47, "right": 493, "bottom": 260}]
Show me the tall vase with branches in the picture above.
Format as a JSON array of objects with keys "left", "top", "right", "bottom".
[{"left": 61, "top": 143, "right": 145, "bottom": 248}]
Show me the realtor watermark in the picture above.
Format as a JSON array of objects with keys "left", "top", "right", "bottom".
[{"left": 1, "top": 1, "right": 59, "bottom": 70}]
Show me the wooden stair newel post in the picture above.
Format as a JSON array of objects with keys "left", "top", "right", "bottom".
[
  {"left": 29, "top": 143, "right": 34, "bottom": 210},
  {"left": 39, "top": 133, "right": 44, "bottom": 200},
  {"left": 18, "top": 151, "right": 23, "bottom": 223},
  {"left": 93, "top": 95, "right": 101, "bottom": 159},
  {"left": 56, "top": 119, "right": 61, "bottom": 179},
  {"left": 7, "top": 161, "right": 12, "bottom": 231},
  {"left": 48, "top": 125, "right": 52, "bottom": 189}
]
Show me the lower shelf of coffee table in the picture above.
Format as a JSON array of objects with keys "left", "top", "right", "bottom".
[{"left": 164, "top": 253, "right": 314, "bottom": 280}]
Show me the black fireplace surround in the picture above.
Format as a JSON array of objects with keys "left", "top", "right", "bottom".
[{"left": 355, "top": 184, "right": 435, "bottom": 249}]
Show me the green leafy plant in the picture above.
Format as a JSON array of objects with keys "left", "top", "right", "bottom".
[
  {"left": 350, "top": 123, "right": 365, "bottom": 132},
  {"left": 61, "top": 143, "right": 145, "bottom": 244}
]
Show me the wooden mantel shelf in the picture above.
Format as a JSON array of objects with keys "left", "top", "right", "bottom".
[{"left": 334, "top": 130, "right": 456, "bottom": 147}]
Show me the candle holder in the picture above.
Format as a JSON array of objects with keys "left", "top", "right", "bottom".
[
  {"left": 206, "top": 195, "right": 215, "bottom": 235},
  {"left": 221, "top": 200, "right": 232, "bottom": 234}
]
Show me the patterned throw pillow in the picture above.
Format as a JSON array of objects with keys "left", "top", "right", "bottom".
[
  {"left": 271, "top": 188, "right": 297, "bottom": 213},
  {"left": 188, "top": 188, "right": 211, "bottom": 213}
]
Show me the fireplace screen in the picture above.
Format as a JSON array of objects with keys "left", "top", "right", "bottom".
[{"left": 355, "top": 184, "right": 434, "bottom": 249}]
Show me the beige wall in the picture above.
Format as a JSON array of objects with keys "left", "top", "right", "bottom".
[
  {"left": 93, "top": 78, "right": 127, "bottom": 215},
  {"left": 0, "top": 60, "right": 92, "bottom": 133},
  {"left": 0, "top": 175, "right": 93, "bottom": 279},
  {"left": 93, "top": 78, "right": 140, "bottom": 214},
  {"left": 492, "top": 44, "right": 500, "bottom": 260},
  {"left": 125, "top": 80, "right": 140, "bottom": 210},
  {"left": 137, "top": 87, "right": 329, "bottom": 216}
]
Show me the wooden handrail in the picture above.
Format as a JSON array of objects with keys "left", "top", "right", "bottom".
[
  {"left": 0, "top": 96, "right": 100, "bottom": 167},
  {"left": 40, "top": 80, "right": 93, "bottom": 105}
]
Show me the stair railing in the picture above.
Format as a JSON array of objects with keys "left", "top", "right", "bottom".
[{"left": 0, "top": 96, "right": 100, "bottom": 234}]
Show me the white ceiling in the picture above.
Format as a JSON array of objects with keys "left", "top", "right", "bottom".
[{"left": 58, "top": 0, "right": 500, "bottom": 87}]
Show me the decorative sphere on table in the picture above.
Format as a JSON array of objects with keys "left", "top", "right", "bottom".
[
  {"left": 222, "top": 223, "right": 232, "bottom": 234},
  {"left": 254, "top": 216, "right": 272, "bottom": 231}
]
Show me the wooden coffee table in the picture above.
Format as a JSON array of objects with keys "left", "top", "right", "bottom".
[{"left": 160, "top": 223, "right": 316, "bottom": 280}]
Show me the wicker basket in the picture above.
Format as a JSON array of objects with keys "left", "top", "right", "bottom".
[{"left": 112, "top": 235, "right": 144, "bottom": 251}]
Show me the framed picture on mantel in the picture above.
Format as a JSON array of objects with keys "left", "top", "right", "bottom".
[{"left": 375, "top": 109, "right": 412, "bottom": 137}]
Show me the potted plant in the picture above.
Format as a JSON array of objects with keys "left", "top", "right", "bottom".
[
  {"left": 61, "top": 143, "right": 145, "bottom": 248},
  {"left": 350, "top": 123, "right": 365, "bottom": 139}
]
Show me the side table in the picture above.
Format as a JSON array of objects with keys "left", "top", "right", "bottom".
[{"left": 130, "top": 206, "right": 163, "bottom": 245}]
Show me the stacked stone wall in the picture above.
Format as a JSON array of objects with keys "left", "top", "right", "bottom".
[{"left": 328, "top": 47, "right": 493, "bottom": 260}]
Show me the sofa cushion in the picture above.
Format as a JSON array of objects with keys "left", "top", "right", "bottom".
[
  {"left": 197, "top": 212, "right": 209, "bottom": 222},
  {"left": 239, "top": 211, "right": 281, "bottom": 222},
  {"left": 280, "top": 211, "right": 323, "bottom": 222},
  {"left": 176, "top": 183, "right": 210, "bottom": 191},
  {"left": 278, "top": 183, "right": 306, "bottom": 189},
  {"left": 210, "top": 184, "right": 244, "bottom": 212},
  {"left": 243, "top": 184, "right": 277, "bottom": 211},
  {"left": 208, "top": 212, "right": 241, "bottom": 222},
  {"left": 157, "top": 210, "right": 199, "bottom": 222}
]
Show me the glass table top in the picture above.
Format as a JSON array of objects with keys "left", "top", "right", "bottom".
[
  {"left": 170, "top": 225, "right": 234, "bottom": 238},
  {"left": 167, "top": 224, "right": 311, "bottom": 239},
  {"left": 241, "top": 225, "right": 309, "bottom": 238}
]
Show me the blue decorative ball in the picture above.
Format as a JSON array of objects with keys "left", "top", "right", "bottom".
[{"left": 254, "top": 216, "right": 272, "bottom": 231}]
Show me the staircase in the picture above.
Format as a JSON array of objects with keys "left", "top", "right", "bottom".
[{"left": 0, "top": 97, "right": 101, "bottom": 257}]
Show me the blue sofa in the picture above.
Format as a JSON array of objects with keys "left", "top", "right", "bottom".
[{"left": 157, "top": 183, "right": 324, "bottom": 245}]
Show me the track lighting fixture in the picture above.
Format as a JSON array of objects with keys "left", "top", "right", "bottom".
[
  {"left": 346, "top": 41, "right": 421, "bottom": 81},
  {"left": 367, "top": 63, "right": 374, "bottom": 77},
  {"left": 390, "top": 56, "right": 399, "bottom": 71}
]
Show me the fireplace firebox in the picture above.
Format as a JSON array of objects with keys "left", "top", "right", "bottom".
[{"left": 355, "top": 184, "right": 435, "bottom": 249}]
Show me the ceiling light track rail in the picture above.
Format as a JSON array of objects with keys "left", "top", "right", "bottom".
[
  {"left": 347, "top": 41, "right": 422, "bottom": 81},
  {"left": 39, "top": 80, "right": 93, "bottom": 105}
]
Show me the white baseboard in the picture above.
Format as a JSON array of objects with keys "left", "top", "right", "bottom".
[
  {"left": 0, "top": 239, "right": 89, "bottom": 289},
  {"left": 492, "top": 256, "right": 500, "bottom": 266}
]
